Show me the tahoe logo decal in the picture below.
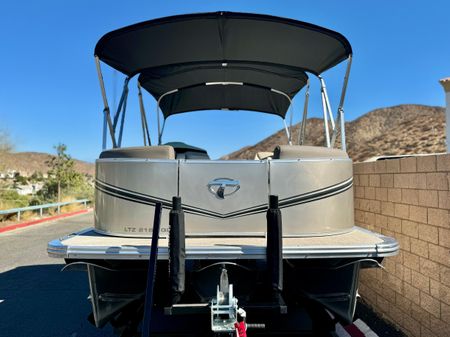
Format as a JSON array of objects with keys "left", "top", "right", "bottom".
[{"left": 207, "top": 178, "right": 240, "bottom": 199}]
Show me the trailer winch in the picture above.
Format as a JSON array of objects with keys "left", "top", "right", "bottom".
[{"left": 210, "top": 267, "right": 240, "bottom": 333}]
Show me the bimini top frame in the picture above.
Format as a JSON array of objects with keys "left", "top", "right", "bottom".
[
  {"left": 93, "top": 11, "right": 353, "bottom": 150},
  {"left": 152, "top": 81, "right": 298, "bottom": 145}
]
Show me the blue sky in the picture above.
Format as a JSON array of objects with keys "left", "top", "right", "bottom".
[{"left": 1, "top": 1, "right": 449, "bottom": 162}]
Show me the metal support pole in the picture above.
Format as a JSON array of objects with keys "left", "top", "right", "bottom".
[
  {"left": 40, "top": 208, "right": 43, "bottom": 217},
  {"left": 298, "top": 80, "right": 310, "bottom": 145},
  {"left": 271, "top": 88, "right": 294, "bottom": 145},
  {"left": 142, "top": 202, "right": 162, "bottom": 337},
  {"left": 17, "top": 211, "right": 20, "bottom": 222},
  {"left": 102, "top": 113, "right": 107, "bottom": 150},
  {"left": 320, "top": 82, "right": 331, "bottom": 147},
  {"left": 117, "top": 90, "right": 128, "bottom": 147},
  {"left": 331, "top": 55, "right": 353, "bottom": 151},
  {"left": 338, "top": 56, "right": 353, "bottom": 118},
  {"left": 319, "top": 77, "right": 335, "bottom": 131},
  {"left": 156, "top": 89, "right": 178, "bottom": 145},
  {"left": 138, "top": 83, "right": 148, "bottom": 146},
  {"left": 439, "top": 77, "right": 450, "bottom": 152},
  {"left": 156, "top": 104, "right": 161, "bottom": 146},
  {"left": 288, "top": 105, "right": 294, "bottom": 145},
  {"left": 142, "top": 90, "right": 152, "bottom": 146},
  {"left": 282, "top": 119, "right": 292, "bottom": 145},
  {"left": 160, "top": 120, "right": 166, "bottom": 144},
  {"left": 330, "top": 112, "right": 341, "bottom": 148},
  {"left": 138, "top": 82, "right": 152, "bottom": 146},
  {"left": 95, "top": 56, "right": 117, "bottom": 148},
  {"left": 339, "top": 112, "right": 346, "bottom": 152},
  {"left": 113, "top": 77, "right": 130, "bottom": 131}
]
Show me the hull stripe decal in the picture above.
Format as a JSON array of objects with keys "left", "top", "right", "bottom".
[{"left": 95, "top": 177, "right": 353, "bottom": 219}]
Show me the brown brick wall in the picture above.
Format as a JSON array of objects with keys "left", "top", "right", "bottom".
[{"left": 354, "top": 154, "right": 450, "bottom": 337}]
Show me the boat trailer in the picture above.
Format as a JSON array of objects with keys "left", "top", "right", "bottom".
[{"left": 139, "top": 196, "right": 287, "bottom": 336}]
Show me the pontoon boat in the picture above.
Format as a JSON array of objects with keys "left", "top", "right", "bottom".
[{"left": 48, "top": 12, "right": 399, "bottom": 336}]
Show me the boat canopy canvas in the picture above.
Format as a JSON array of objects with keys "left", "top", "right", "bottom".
[
  {"left": 95, "top": 11, "right": 352, "bottom": 118},
  {"left": 138, "top": 62, "right": 309, "bottom": 117}
]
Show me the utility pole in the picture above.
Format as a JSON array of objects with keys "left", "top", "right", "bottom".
[{"left": 439, "top": 78, "right": 450, "bottom": 153}]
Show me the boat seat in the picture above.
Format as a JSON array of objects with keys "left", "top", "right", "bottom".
[
  {"left": 254, "top": 151, "right": 274, "bottom": 160},
  {"left": 273, "top": 145, "right": 348, "bottom": 159},
  {"left": 164, "top": 141, "right": 210, "bottom": 160},
  {"left": 99, "top": 146, "right": 175, "bottom": 159}
]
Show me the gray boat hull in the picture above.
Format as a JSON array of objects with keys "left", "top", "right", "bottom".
[{"left": 95, "top": 158, "right": 354, "bottom": 237}]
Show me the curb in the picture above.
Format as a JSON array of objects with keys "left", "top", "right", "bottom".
[{"left": 0, "top": 208, "right": 93, "bottom": 234}]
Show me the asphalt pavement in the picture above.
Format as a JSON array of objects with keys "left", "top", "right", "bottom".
[
  {"left": 0, "top": 213, "right": 405, "bottom": 337},
  {"left": 0, "top": 213, "right": 113, "bottom": 337}
]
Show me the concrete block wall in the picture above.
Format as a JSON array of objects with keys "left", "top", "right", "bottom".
[{"left": 354, "top": 154, "right": 450, "bottom": 337}]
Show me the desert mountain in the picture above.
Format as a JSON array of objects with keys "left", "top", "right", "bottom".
[
  {"left": 0, "top": 151, "right": 95, "bottom": 177},
  {"left": 0, "top": 105, "right": 445, "bottom": 171},
  {"left": 222, "top": 104, "right": 446, "bottom": 162}
]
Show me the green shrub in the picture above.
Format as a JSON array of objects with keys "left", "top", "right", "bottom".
[{"left": 0, "top": 190, "right": 29, "bottom": 210}]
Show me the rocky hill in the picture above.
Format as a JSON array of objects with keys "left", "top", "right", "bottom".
[
  {"left": 0, "top": 151, "right": 95, "bottom": 177},
  {"left": 222, "top": 104, "right": 446, "bottom": 162}
]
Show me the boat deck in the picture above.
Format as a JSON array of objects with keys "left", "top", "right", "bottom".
[{"left": 48, "top": 227, "right": 398, "bottom": 260}]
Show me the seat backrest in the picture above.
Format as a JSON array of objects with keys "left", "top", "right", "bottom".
[
  {"left": 273, "top": 145, "right": 348, "bottom": 159},
  {"left": 99, "top": 146, "right": 175, "bottom": 159},
  {"left": 164, "top": 142, "right": 210, "bottom": 160},
  {"left": 254, "top": 151, "right": 274, "bottom": 160}
]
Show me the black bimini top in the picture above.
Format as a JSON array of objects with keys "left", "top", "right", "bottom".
[{"left": 95, "top": 12, "right": 352, "bottom": 118}]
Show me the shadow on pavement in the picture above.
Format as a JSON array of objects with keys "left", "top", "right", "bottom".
[
  {"left": 0, "top": 264, "right": 113, "bottom": 337},
  {"left": 354, "top": 301, "right": 407, "bottom": 337},
  {"left": 0, "top": 264, "right": 407, "bottom": 337}
]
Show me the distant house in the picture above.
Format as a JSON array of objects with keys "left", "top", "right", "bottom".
[
  {"left": 6, "top": 170, "right": 17, "bottom": 179},
  {"left": 15, "top": 183, "right": 43, "bottom": 196},
  {"left": 16, "top": 185, "right": 34, "bottom": 196}
]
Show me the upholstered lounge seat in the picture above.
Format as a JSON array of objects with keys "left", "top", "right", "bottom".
[
  {"left": 273, "top": 145, "right": 348, "bottom": 159},
  {"left": 99, "top": 146, "right": 175, "bottom": 159}
]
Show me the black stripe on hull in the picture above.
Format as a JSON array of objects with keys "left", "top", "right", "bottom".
[{"left": 95, "top": 177, "right": 353, "bottom": 219}]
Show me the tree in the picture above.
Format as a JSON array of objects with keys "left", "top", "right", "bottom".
[
  {"left": 13, "top": 172, "right": 28, "bottom": 187},
  {"left": 0, "top": 129, "right": 13, "bottom": 154},
  {"left": 39, "top": 143, "right": 94, "bottom": 203},
  {"left": 29, "top": 171, "right": 44, "bottom": 182},
  {"left": 46, "top": 144, "right": 76, "bottom": 202},
  {"left": 0, "top": 129, "right": 13, "bottom": 172}
]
